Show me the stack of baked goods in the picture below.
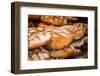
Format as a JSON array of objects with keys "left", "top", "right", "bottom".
[{"left": 28, "top": 15, "right": 88, "bottom": 60}]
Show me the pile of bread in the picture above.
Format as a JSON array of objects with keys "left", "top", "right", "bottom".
[{"left": 28, "top": 15, "right": 88, "bottom": 60}]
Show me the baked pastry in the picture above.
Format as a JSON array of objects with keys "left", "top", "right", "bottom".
[
  {"left": 66, "top": 16, "right": 78, "bottom": 21},
  {"left": 71, "top": 36, "right": 88, "bottom": 48},
  {"left": 40, "top": 16, "right": 67, "bottom": 26},
  {"left": 49, "top": 46, "right": 81, "bottom": 58},
  {"left": 28, "top": 29, "right": 52, "bottom": 49},
  {"left": 46, "top": 27, "right": 73, "bottom": 49},
  {"left": 28, "top": 23, "right": 87, "bottom": 50},
  {"left": 46, "top": 23, "right": 87, "bottom": 49},
  {"left": 29, "top": 47, "right": 50, "bottom": 60},
  {"left": 61, "top": 23, "right": 87, "bottom": 40}
]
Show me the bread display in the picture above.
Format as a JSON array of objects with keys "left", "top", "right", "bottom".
[{"left": 28, "top": 15, "right": 88, "bottom": 60}]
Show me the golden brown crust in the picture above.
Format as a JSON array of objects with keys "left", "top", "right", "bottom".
[
  {"left": 67, "top": 23, "right": 87, "bottom": 40},
  {"left": 65, "top": 16, "right": 78, "bottom": 21},
  {"left": 50, "top": 48, "right": 81, "bottom": 58},
  {"left": 40, "top": 16, "right": 67, "bottom": 26},
  {"left": 28, "top": 23, "right": 87, "bottom": 50},
  {"left": 61, "top": 23, "right": 87, "bottom": 40},
  {"left": 28, "top": 32, "right": 52, "bottom": 49},
  {"left": 46, "top": 31, "right": 73, "bottom": 49}
]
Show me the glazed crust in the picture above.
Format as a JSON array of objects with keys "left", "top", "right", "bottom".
[
  {"left": 40, "top": 16, "right": 67, "bottom": 26},
  {"left": 45, "top": 23, "right": 87, "bottom": 49},
  {"left": 46, "top": 28, "right": 73, "bottom": 49}
]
